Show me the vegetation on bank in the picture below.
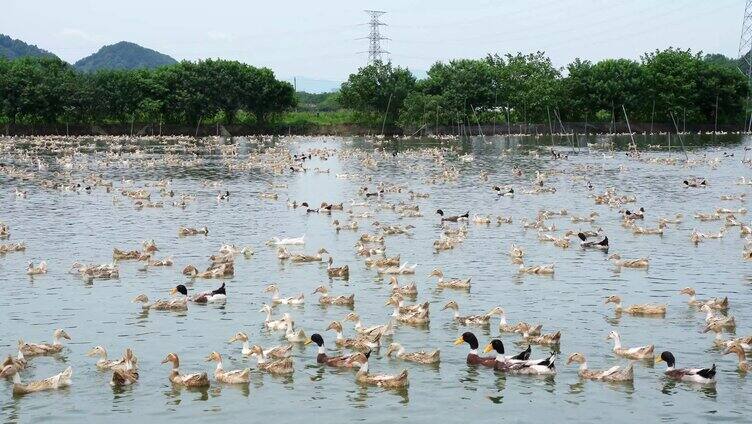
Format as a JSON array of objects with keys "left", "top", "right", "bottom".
[
  {"left": 0, "top": 57, "right": 296, "bottom": 126},
  {"left": 0, "top": 48, "right": 748, "bottom": 132},
  {"left": 341, "top": 49, "right": 748, "bottom": 129}
]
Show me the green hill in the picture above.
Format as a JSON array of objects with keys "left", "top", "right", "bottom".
[
  {"left": 0, "top": 34, "right": 57, "bottom": 60},
  {"left": 74, "top": 41, "right": 176, "bottom": 72}
]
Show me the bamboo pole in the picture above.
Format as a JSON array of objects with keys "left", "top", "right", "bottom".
[
  {"left": 669, "top": 111, "right": 688, "bottom": 161},
  {"left": 381, "top": 93, "right": 393, "bottom": 136}
]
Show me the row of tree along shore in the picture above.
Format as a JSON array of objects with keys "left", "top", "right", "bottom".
[{"left": 0, "top": 48, "right": 749, "bottom": 136}]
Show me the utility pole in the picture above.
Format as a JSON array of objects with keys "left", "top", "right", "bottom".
[{"left": 362, "top": 10, "right": 390, "bottom": 64}]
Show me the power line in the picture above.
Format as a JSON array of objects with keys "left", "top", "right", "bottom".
[{"left": 361, "top": 10, "right": 389, "bottom": 64}]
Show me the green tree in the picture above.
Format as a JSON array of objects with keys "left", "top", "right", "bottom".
[{"left": 339, "top": 61, "right": 416, "bottom": 123}]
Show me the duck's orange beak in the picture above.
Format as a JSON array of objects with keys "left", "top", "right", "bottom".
[
  {"left": 453, "top": 336, "right": 464, "bottom": 346},
  {"left": 483, "top": 344, "right": 493, "bottom": 354}
]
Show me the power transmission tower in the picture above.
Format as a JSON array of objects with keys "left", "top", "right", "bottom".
[
  {"left": 740, "top": 0, "right": 752, "bottom": 130},
  {"left": 362, "top": 10, "right": 389, "bottom": 64},
  {"left": 740, "top": 1, "right": 752, "bottom": 81}
]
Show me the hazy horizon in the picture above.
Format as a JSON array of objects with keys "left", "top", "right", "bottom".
[{"left": 1, "top": 0, "right": 745, "bottom": 89}]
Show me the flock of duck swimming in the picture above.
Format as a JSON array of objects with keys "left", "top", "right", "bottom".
[{"left": 1, "top": 134, "right": 751, "bottom": 399}]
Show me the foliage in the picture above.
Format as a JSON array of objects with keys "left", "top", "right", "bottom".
[
  {"left": 296, "top": 91, "right": 340, "bottom": 112},
  {"left": 339, "top": 61, "right": 416, "bottom": 123},
  {"left": 0, "top": 57, "right": 296, "bottom": 125}
]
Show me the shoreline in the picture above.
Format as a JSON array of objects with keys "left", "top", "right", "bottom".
[{"left": 2, "top": 122, "right": 748, "bottom": 137}]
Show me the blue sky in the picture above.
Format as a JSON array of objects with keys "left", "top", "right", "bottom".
[{"left": 1, "top": 0, "right": 745, "bottom": 90}]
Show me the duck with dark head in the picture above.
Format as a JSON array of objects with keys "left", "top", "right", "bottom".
[
  {"left": 436, "top": 209, "right": 470, "bottom": 223},
  {"left": 484, "top": 339, "right": 557, "bottom": 375},
  {"left": 305, "top": 333, "right": 365, "bottom": 368},
  {"left": 453, "top": 332, "right": 495, "bottom": 367}
]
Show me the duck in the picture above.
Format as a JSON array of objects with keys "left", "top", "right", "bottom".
[
  {"left": 86, "top": 346, "right": 131, "bottom": 370},
  {"left": 723, "top": 344, "right": 751, "bottom": 373},
  {"left": 0, "top": 341, "right": 27, "bottom": 378},
  {"left": 305, "top": 334, "right": 366, "bottom": 368},
  {"left": 429, "top": 268, "right": 471, "bottom": 289},
  {"left": 178, "top": 226, "right": 209, "bottom": 236},
  {"left": 277, "top": 247, "right": 291, "bottom": 260},
  {"left": 355, "top": 350, "right": 409, "bottom": 388},
  {"left": 227, "top": 331, "right": 292, "bottom": 359},
  {"left": 679, "top": 287, "right": 729, "bottom": 310},
  {"left": 325, "top": 321, "right": 381, "bottom": 350},
  {"left": 12, "top": 367, "right": 72, "bottom": 395},
  {"left": 700, "top": 304, "right": 736, "bottom": 330},
  {"left": 110, "top": 348, "right": 139, "bottom": 386},
  {"left": 608, "top": 254, "right": 649, "bottom": 269},
  {"left": 684, "top": 179, "right": 707, "bottom": 188},
  {"left": 290, "top": 248, "right": 329, "bottom": 263},
  {"left": 509, "top": 244, "right": 524, "bottom": 261},
  {"left": 313, "top": 285, "right": 355, "bottom": 306},
  {"left": 702, "top": 322, "right": 752, "bottom": 351},
  {"left": 344, "top": 312, "right": 393, "bottom": 337},
  {"left": 266, "top": 235, "right": 306, "bottom": 246},
  {"left": 441, "top": 301, "right": 500, "bottom": 326},
  {"left": 385, "top": 342, "right": 440, "bottom": 364},
  {"left": 385, "top": 297, "right": 430, "bottom": 325},
  {"left": 516, "top": 324, "right": 561, "bottom": 347},
  {"left": 483, "top": 339, "right": 556, "bottom": 374},
  {"left": 204, "top": 351, "right": 250, "bottom": 384},
  {"left": 264, "top": 284, "right": 305, "bottom": 305},
  {"left": 217, "top": 190, "right": 230, "bottom": 201},
  {"left": 282, "top": 313, "right": 308, "bottom": 343},
  {"left": 389, "top": 276, "right": 418, "bottom": 296},
  {"left": 622, "top": 207, "right": 645, "bottom": 220},
  {"left": 191, "top": 283, "right": 227, "bottom": 303},
  {"left": 493, "top": 186, "right": 515, "bottom": 196},
  {"left": 605, "top": 295, "right": 666, "bottom": 316},
  {"left": 566, "top": 353, "right": 633, "bottom": 381},
  {"left": 247, "top": 345, "right": 294, "bottom": 374},
  {"left": 132, "top": 287, "right": 188, "bottom": 311},
  {"left": 161, "top": 353, "right": 210, "bottom": 387},
  {"left": 518, "top": 262, "right": 555, "bottom": 275},
  {"left": 20, "top": 329, "right": 71, "bottom": 356},
  {"left": 453, "top": 332, "right": 496, "bottom": 367},
  {"left": 26, "top": 261, "right": 48, "bottom": 275},
  {"left": 496, "top": 309, "right": 528, "bottom": 333},
  {"left": 376, "top": 262, "right": 418, "bottom": 275},
  {"left": 655, "top": 351, "right": 716, "bottom": 384},
  {"left": 259, "top": 304, "right": 288, "bottom": 331},
  {"left": 326, "top": 257, "right": 350, "bottom": 279},
  {"left": 579, "top": 233, "right": 609, "bottom": 250},
  {"left": 436, "top": 209, "right": 469, "bottom": 222},
  {"left": 386, "top": 293, "right": 429, "bottom": 315},
  {"left": 606, "top": 331, "right": 654, "bottom": 359}
]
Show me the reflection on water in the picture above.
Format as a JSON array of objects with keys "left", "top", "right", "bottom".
[{"left": 1, "top": 134, "right": 751, "bottom": 423}]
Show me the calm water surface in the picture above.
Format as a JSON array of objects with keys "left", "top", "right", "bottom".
[{"left": 1, "top": 134, "right": 751, "bottom": 423}]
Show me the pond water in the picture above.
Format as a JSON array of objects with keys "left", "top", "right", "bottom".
[{"left": 1, "top": 133, "right": 751, "bottom": 423}]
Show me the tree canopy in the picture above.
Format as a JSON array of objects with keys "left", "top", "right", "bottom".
[{"left": 0, "top": 57, "right": 296, "bottom": 125}]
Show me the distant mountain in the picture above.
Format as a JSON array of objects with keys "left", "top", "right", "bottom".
[
  {"left": 0, "top": 34, "right": 57, "bottom": 60},
  {"left": 74, "top": 41, "right": 176, "bottom": 72}
]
